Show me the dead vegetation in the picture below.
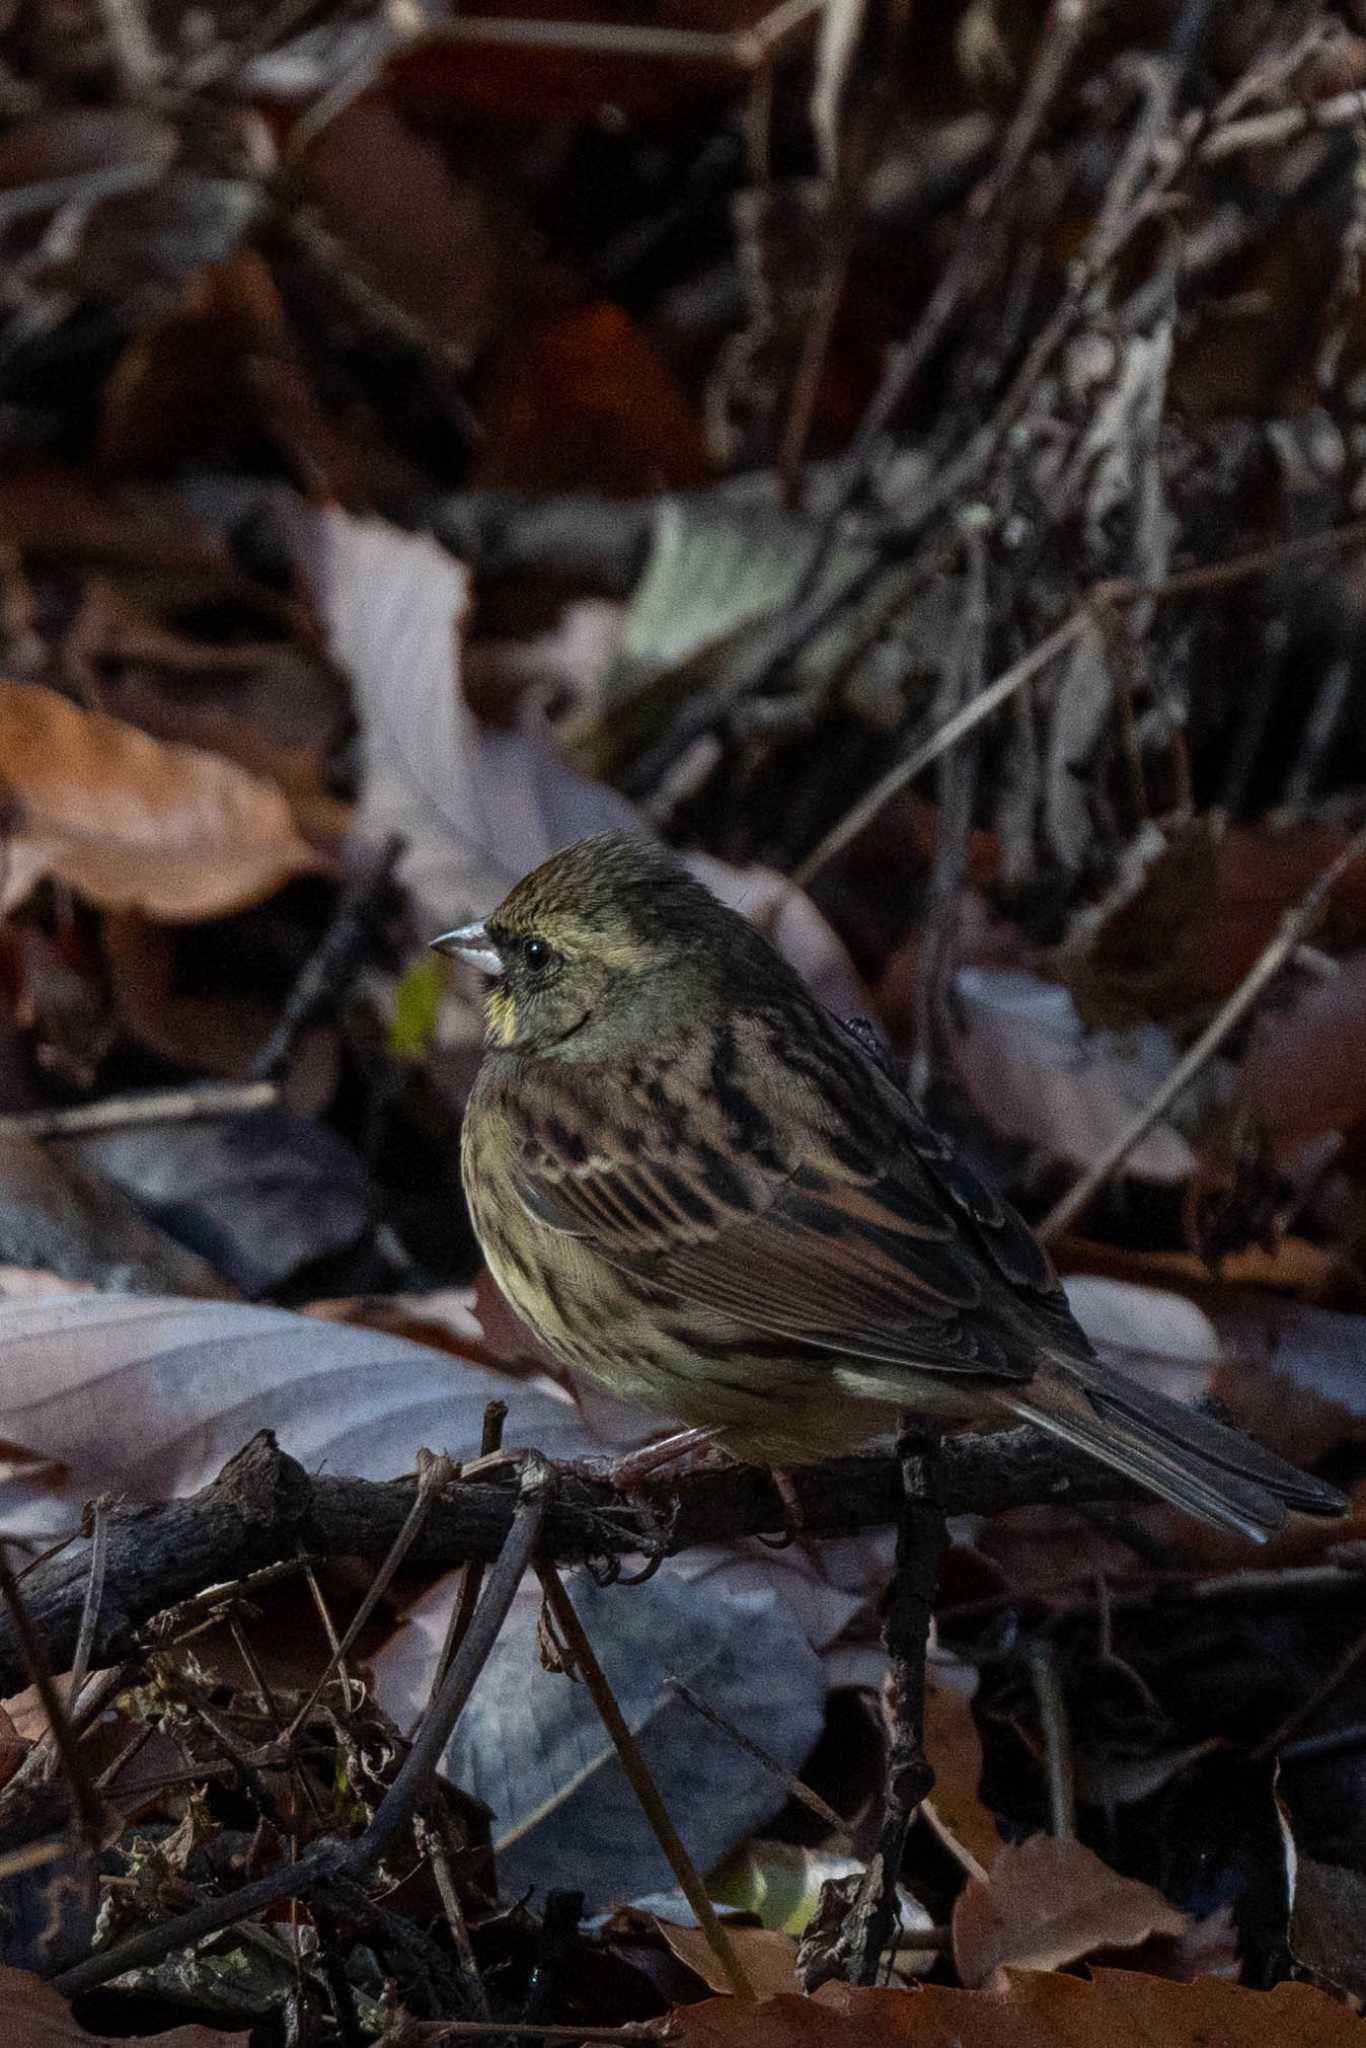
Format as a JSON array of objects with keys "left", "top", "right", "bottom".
[{"left": 4, "top": 0, "right": 1366, "bottom": 2039}]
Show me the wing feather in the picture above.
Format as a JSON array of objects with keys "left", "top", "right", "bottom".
[{"left": 505, "top": 1005, "right": 1072, "bottom": 1382}]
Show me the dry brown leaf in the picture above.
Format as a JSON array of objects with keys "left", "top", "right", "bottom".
[
  {"left": 952, "top": 1836, "right": 1187, "bottom": 1989},
  {"left": 669, "top": 1970, "right": 1366, "bottom": 2046},
  {"left": 101, "top": 913, "right": 276, "bottom": 1076},
  {"left": 0, "top": 682, "right": 329, "bottom": 920},
  {"left": 922, "top": 1678, "right": 1002, "bottom": 1878},
  {"left": 0, "top": 1963, "right": 248, "bottom": 2043},
  {"left": 657, "top": 1920, "right": 806, "bottom": 1998}
]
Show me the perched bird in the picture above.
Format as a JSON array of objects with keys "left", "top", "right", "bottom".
[{"left": 435, "top": 833, "right": 1344, "bottom": 1542}]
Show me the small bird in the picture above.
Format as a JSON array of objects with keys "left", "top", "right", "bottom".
[{"left": 435, "top": 833, "right": 1344, "bottom": 1542}]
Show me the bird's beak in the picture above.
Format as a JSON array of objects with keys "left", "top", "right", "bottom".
[{"left": 429, "top": 921, "right": 504, "bottom": 976}]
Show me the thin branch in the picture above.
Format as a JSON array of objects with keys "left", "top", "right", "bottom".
[
  {"left": 844, "top": 1433, "right": 945, "bottom": 1987},
  {"left": 0, "top": 1428, "right": 1144, "bottom": 1703},
  {"left": 285, "top": 1449, "right": 457, "bottom": 1739},
  {"left": 247, "top": 835, "right": 402, "bottom": 1083},
  {"left": 1039, "top": 817, "right": 1366, "bottom": 1240},
  {"left": 0, "top": 1081, "right": 278, "bottom": 1142},
  {"left": 536, "top": 1561, "right": 756, "bottom": 2000},
  {"left": 1199, "top": 84, "right": 1366, "bottom": 164},
  {"left": 51, "top": 1472, "right": 549, "bottom": 2000},
  {"left": 790, "top": 609, "right": 1089, "bottom": 888},
  {"left": 0, "top": 1541, "right": 102, "bottom": 1850},
  {"left": 1028, "top": 1638, "right": 1076, "bottom": 1839},
  {"left": 66, "top": 1496, "right": 111, "bottom": 1709},
  {"left": 436, "top": 1401, "right": 508, "bottom": 1689},
  {"left": 816, "top": 0, "right": 1092, "bottom": 527},
  {"left": 667, "top": 1674, "right": 851, "bottom": 1841}
]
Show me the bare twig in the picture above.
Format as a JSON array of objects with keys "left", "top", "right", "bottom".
[
  {"left": 1039, "top": 818, "right": 1366, "bottom": 1240},
  {"left": 285, "top": 1449, "right": 457, "bottom": 1739},
  {"left": 1028, "top": 1639, "right": 1076, "bottom": 1838},
  {"left": 839, "top": 1431, "right": 946, "bottom": 1987},
  {"left": 909, "top": 523, "right": 986, "bottom": 1102},
  {"left": 418, "top": 1812, "right": 492, "bottom": 2020},
  {"left": 435, "top": 1401, "right": 508, "bottom": 1689},
  {"left": 818, "top": 0, "right": 1092, "bottom": 529},
  {"left": 1199, "top": 84, "right": 1366, "bottom": 164},
  {"left": 247, "top": 835, "right": 402, "bottom": 1083},
  {"left": 0, "top": 1836, "right": 70, "bottom": 1880},
  {"left": 0, "top": 1080, "right": 278, "bottom": 1142},
  {"left": 666, "top": 1674, "right": 851, "bottom": 1841},
  {"left": 52, "top": 1470, "right": 549, "bottom": 2000},
  {"left": 0, "top": 1541, "right": 102, "bottom": 1852},
  {"left": 792, "top": 517, "right": 1366, "bottom": 888},
  {"left": 67, "top": 1496, "right": 111, "bottom": 1705},
  {"left": 95, "top": 0, "right": 160, "bottom": 90},
  {"left": 790, "top": 609, "right": 1088, "bottom": 888},
  {"left": 536, "top": 1560, "right": 756, "bottom": 2000}
]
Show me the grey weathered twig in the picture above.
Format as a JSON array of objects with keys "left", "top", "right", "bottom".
[{"left": 0, "top": 1081, "right": 279, "bottom": 1142}]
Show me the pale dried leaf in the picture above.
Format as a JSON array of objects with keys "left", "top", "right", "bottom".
[
  {"left": 0, "top": 682, "right": 326, "bottom": 920},
  {"left": 298, "top": 506, "right": 864, "bottom": 1009},
  {"left": 299, "top": 505, "right": 636, "bottom": 934},
  {"left": 952, "top": 1835, "right": 1187, "bottom": 1989},
  {"left": 0, "top": 1292, "right": 591, "bottom": 1540}
]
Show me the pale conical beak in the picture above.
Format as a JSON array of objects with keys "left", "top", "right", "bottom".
[{"left": 429, "top": 921, "right": 504, "bottom": 976}]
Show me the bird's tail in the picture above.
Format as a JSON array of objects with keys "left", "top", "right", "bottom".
[{"left": 998, "top": 1351, "right": 1346, "bottom": 1543}]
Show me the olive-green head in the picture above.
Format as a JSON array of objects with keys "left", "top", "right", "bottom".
[{"left": 431, "top": 832, "right": 784, "bottom": 1053}]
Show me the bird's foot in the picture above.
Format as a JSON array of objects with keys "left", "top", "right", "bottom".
[
  {"left": 598, "top": 1432, "right": 804, "bottom": 1549},
  {"left": 598, "top": 1425, "right": 730, "bottom": 1491}
]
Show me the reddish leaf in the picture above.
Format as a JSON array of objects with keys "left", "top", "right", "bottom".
[{"left": 668, "top": 1970, "right": 1364, "bottom": 2046}]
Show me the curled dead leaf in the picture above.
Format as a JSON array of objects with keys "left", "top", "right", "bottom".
[{"left": 0, "top": 682, "right": 330, "bottom": 921}]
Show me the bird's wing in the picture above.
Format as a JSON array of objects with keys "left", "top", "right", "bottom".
[{"left": 505, "top": 1008, "right": 1076, "bottom": 1380}]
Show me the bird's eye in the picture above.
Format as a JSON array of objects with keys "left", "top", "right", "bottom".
[{"left": 524, "top": 937, "right": 552, "bottom": 972}]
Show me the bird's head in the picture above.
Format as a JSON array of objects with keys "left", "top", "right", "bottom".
[{"left": 431, "top": 833, "right": 770, "bottom": 1053}]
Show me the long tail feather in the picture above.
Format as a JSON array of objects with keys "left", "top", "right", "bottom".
[{"left": 1000, "top": 1352, "right": 1346, "bottom": 1543}]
